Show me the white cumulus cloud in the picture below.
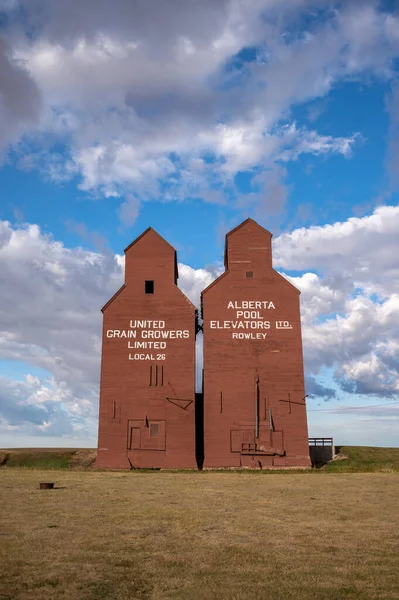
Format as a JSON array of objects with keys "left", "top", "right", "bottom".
[
  {"left": 1, "top": 1, "right": 399, "bottom": 216},
  {"left": 1, "top": 205, "right": 399, "bottom": 439}
]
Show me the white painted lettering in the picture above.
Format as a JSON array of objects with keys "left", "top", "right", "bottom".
[
  {"left": 276, "top": 320, "right": 293, "bottom": 330},
  {"left": 128, "top": 353, "right": 155, "bottom": 361},
  {"left": 228, "top": 301, "right": 276, "bottom": 310}
]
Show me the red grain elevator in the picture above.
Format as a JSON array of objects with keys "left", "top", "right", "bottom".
[
  {"left": 201, "top": 218, "right": 311, "bottom": 468},
  {"left": 95, "top": 228, "right": 197, "bottom": 469}
]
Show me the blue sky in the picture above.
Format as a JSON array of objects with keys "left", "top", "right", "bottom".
[{"left": 1, "top": 0, "right": 399, "bottom": 448}]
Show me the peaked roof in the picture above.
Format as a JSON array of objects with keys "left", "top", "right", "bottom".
[
  {"left": 124, "top": 226, "right": 178, "bottom": 282},
  {"left": 224, "top": 218, "right": 272, "bottom": 267},
  {"left": 124, "top": 226, "right": 175, "bottom": 254},
  {"left": 202, "top": 217, "right": 300, "bottom": 298},
  {"left": 101, "top": 284, "right": 126, "bottom": 313}
]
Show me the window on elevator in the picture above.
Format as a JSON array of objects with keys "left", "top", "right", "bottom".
[
  {"left": 150, "top": 423, "right": 159, "bottom": 437},
  {"left": 149, "top": 365, "right": 163, "bottom": 386},
  {"left": 145, "top": 280, "right": 154, "bottom": 294}
]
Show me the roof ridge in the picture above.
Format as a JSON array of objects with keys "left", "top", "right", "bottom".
[{"left": 124, "top": 227, "right": 177, "bottom": 254}]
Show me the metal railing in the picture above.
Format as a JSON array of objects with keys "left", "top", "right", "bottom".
[{"left": 308, "top": 437, "right": 333, "bottom": 447}]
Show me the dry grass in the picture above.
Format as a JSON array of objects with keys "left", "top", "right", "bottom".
[{"left": 1, "top": 470, "right": 399, "bottom": 599}]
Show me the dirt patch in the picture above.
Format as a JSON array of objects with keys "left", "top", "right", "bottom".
[
  {"left": 0, "top": 452, "right": 10, "bottom": 466},
  {"left": 332, "top": 451, "right": 349, "bottom": 461},
  {"left": 69, "top": 449, "right": 97, "bottom": 470}
]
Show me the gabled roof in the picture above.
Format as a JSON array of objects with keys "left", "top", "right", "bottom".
[
  {"left": 102, "top": 227, "right": 184, "bottom": 313},
  {"left": 223, "top": 218, "right": 272, "bottom": 267},
  {"left": 101, "top": 284, "right": 126, "bottom": 313},
  {"left": 175, "top": 285, "right": 198, "bottom": 313},
  {"left": 124, "top": 226, "right": 179, "bottom": 282},
  {"left": 201, "top": 219, "right": 274, "bottom": 298},
  {"left": 201, "top": 270, "right": 228, "bottom": 298},
  {"left": 124, "top": 226, "right": 175, "bottom": 254},
  {"left": 202, "top": 218, "right": 301, "bottom": 298},
  {"left": 201, "top": 264, "right": 301, "bottom": 300}
]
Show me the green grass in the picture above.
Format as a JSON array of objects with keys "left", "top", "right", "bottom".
[
  {"left": 0, "top": 469, "right": 398, "bottom": 599},
  {"left": 324, "top": 446, "right": 399, "bottom": 473},
  {"left": 0, "top": 449, "right": 96, "bottom": 470},
  {"left": 1, "top": 446, "right": 399, "bottom": 473}
]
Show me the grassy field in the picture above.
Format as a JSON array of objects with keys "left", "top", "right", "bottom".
[
  {"left": 1, "top": 445, "right": 399, "bottom": 472},
  {"left": 0, "top": 448, "right": 97, "bottom": 470},
  {"left": 324, "top": 446, "right": 399, "bottom": 472},
  {"left": 0, "top": 470, "right": 398, "bottom": 600}
]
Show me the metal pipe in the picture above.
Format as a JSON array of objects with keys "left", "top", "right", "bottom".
[{"left": 255, "top": 375, "right": 260, "bottom": 438}]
